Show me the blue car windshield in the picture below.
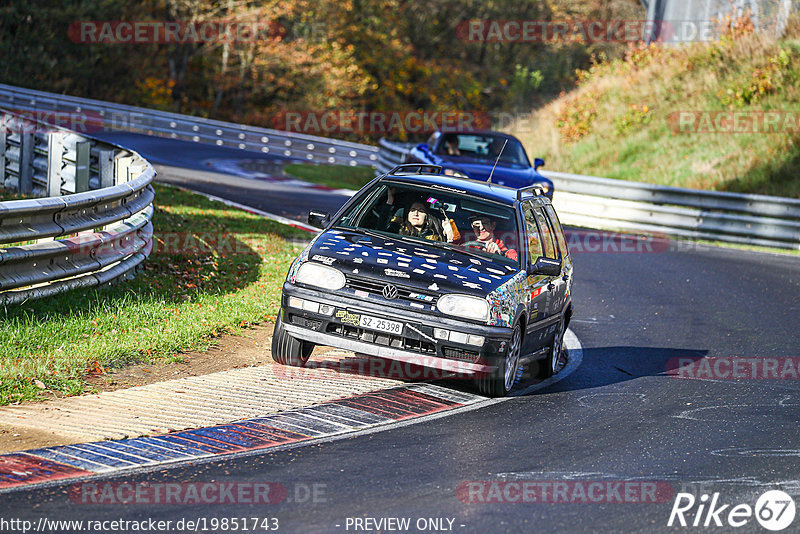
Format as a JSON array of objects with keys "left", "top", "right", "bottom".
[
  {"left": 333, "top": 182, "right": 521, "bottom": 267},
  {"left": 434, "top": 133, "right": 530, "bottom": 167}
]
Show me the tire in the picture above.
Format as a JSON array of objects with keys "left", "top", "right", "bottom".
[
  {"left": 476, "top": 323, "right": 522, "bottom": 397},
  {"left": 271, "top": 312, "right": 314, "bottom": 367},
  {"left": 538, "top": 316, "right": 565, "bottom": 379}
]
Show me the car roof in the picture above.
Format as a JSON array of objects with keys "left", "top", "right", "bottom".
[
  {"left": 379, "top": 171, "right": 548, "bottom": 206},
  {"left": 437, "top": 129, "right": 521, "bottom": 141}
]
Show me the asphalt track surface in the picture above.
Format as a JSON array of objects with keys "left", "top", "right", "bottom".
[
  {"left": 95, "top": 132, "right": 349, "bottom": 220},
  {"left": 3, "top": 134, "right": 800, "bottom": 533}
]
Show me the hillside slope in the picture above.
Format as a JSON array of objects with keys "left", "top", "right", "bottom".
[{"left": 510, "top": 19, "right": 800, "bottom": 198}]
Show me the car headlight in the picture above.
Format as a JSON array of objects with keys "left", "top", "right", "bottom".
[
  {"left": 539, "top": 182, "right": 550, "bottom": 193},
  {"left": 294, "top": 262, "right": 346, "bottom": 290},
  {"left": 437, "top": 294, "right": 490, "bottom": 322}
]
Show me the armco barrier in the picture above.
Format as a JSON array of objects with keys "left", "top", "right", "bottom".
[
  {"left": 376, "top": 138, "right": 414, "bottom": 174},
  {"left": 0, "top": 109, "right": 155, "bottom": 305},
  {"left": 376, "top": 138, "right": 800, "bottom": 250},
  {"left": 0, "top": 83, "right": 379, "bottom": 168}
]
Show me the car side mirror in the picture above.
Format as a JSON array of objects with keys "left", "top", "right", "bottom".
[
  {"left": 534, "top": 157, "right": 545, "bottom": 170},
  {"left": 417, "top": 143, "right": 431, "bottom": 154},
  {"left": 308, "top": 211, "right": 330, "bottom": 229},
  {"left": 528, "top": 256, "right": 561, "bottom": 277}
]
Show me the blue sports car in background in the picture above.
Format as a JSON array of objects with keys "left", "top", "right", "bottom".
[{"left": 404, "top": 130, "right": 554, "bottom": 198}]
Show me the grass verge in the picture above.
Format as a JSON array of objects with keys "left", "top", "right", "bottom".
[
  {"left": 0, "top": 183, "right": 312, "bottom": 405},
  {"left": 510, "top": 18, "right": 800, "bottom": 198},
  {"left": 283, "top": 163, "right": 376, "bottom": 191}
]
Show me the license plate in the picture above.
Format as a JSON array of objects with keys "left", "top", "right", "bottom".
[{"left": 359, "top": 315, "right": 403, "bottom": 335}]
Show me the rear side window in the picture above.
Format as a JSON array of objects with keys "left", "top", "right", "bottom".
[
  {"left": 533, "top": 208, "right": 557, "bottom": 259},
  {"left": 522, "top": 203, "right": 543, "bottom": 260},
  {"left": 545, "top": 205, "right": 569, "bottom": 259}
]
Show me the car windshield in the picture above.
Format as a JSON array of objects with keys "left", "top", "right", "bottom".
[
  {"left": 434, "top": 133, "right": 530, "bottom": 167},
  {"left": 333, "top": 181, "right": 520, "bottom": 267}
]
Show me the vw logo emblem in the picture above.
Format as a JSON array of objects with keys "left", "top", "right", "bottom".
[{"left": 382, "top": 284, "right": 399, "bottom": 300}]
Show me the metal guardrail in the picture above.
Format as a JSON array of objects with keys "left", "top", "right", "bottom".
[
  {"left": 643, "top": 0, "right": 793, "bottom": 43},
  {"left": 1, "top": 128, "right": 119, "bottom": 197},
  {"left": 0, "top": 84, "right": 380, "bottom": 168},
  {"left": 376, "top": 138, "right": 414, "bottom": 174},
  {"left": 376, "top": 138, "right": 800, "bottom": 250},
  {"left": 545, "top": 171, "right": 800, "bottom": 249},
  {"left": 0, "top": 109, "right": 155, "bottom": 305}
]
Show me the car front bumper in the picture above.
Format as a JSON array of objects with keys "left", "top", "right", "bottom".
[{"left": 280, "top": 282, "right": 515, "bottom": 375}]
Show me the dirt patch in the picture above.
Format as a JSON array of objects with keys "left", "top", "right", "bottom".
[
  {"left": 84, "top": 324, "right": 277, "bottom": 393},
  {"left": 0, "top": 426, "right": 72, "bottom": 455}
]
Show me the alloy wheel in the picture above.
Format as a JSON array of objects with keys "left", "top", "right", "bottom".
[{"left": 504, "top": 325, "right": 522, "bottom": 391}]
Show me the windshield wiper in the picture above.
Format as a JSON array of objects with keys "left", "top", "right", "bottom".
[{"left": 418, "top": 239, "right": 497, "bottom": 263}]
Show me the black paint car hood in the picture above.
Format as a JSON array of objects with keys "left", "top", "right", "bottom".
[{"left": 307, "top": 228, "right": 519, "bottom": 296}]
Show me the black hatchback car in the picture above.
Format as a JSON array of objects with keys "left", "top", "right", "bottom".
[{"left": 272, "top": 164, "right": 573, "bottom": 396}]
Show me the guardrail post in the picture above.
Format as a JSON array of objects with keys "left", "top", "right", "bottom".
[
  {"left": 114, "top": 155, "right": 133, "bottom": 185},
  {"left": 0, "top": 129, "right": 6, "bottom": 188},
  {"left": 98, "top": 149, "right": 114, "bottom": 188},
  {"left": 0, "top": 97, "right": 157, "bottom": 305},
  {"left": 46, "top": 131, "right": 63, "bottom": 197},
  {"left": 19, "top": 132, "right": 34, "bottom": 195},
  {"left": 74, "top": 140, "right": 90, "bottom": 193}
]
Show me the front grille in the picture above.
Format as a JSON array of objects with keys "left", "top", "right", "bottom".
[
  {"left": 442, "top": 346, "right": 480, "bottom": 363},
  {"left": 345, "top": 275, "right": 439, "bottom": 306},
  {"left": 326, "top": 322, "right": 436, "bottom": 354}
]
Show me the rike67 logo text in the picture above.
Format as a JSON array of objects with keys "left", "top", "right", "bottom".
[{"left": 668, "top": 490, "right": 795, "bottom": 531}]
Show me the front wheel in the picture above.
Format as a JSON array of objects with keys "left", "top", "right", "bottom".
[
  {"left": 476, "top": 323, "right": 522, "bottom": 397},
  {"left": 271, "top": 312, "right": 314, "bottom": 367}
]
